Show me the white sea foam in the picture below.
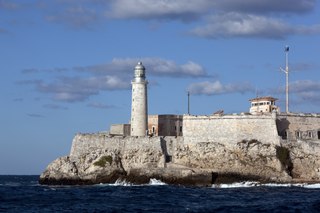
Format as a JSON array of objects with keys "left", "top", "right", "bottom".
[
  {"left": 213, "top": 182, "right": 320, "bottom": 188},
  {"left": 302, "top": 183, "right": 320, "bottom": 189},
  {"left": 111, "top": 179, "right": 134, "bottom": 186},
  {"left": 262, "top": 183, "right": 294, "bottom": 187},
  {"left": 214, "top": 181, "right": 259, "bottom": 188},
  {"left": 97, "top": 178, "right": 167, "bottom": 187},
  {"left": 148, "top": 178, "right": 166, "bottom": 185}
]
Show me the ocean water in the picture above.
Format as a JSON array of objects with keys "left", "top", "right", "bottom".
[{"left": 1, "top": 176, "right": 320, "bottom": 212}]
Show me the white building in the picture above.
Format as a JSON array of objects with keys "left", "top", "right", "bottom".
[
  {"left": 249, "top": 96, "right": 280, "bottom": 114},
  {"left": 130, "top": 62, "right": 148, "bottom": 136}
]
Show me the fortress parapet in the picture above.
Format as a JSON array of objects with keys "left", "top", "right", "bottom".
[
  {"left": 277, "top": 113, "right": 320, "bottom": 142},
  {"left": 183, "top": 113, "right": 280, "bottom": 145}
]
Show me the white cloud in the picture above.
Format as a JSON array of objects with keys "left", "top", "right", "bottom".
[
  {"left": 22, "top": 57, "right": 206, "bottom": 103},
  {"left": 6, "top": 0, "right": 318, "bottom": 39},
  {"left": 75, "top": 57, "right": 207, "bottom": 78},
  {"left": 187, "top": 80, "right": 254, "bottom": 95},
  {"left": 290, "top": 80, "right": 320, "bottom": 93},
  {"left": 46, "top": 5, "right": 98, "bottom": 29},
  {"left": 87, "top": 102, "right": 116, "bottom": 109},
  {"left": 107, "top": 0, "right": 316, "bottom": 20},
  {"left": 35, "top": 75, "right": 129, "bottom": 102},
  {"left": 214, "top": 0, "right": 316, "bottom": 14},
  {"left": 0, "top": 0, "right": 20, "bottom": 10},
  {"left": 190, "top": 13, "right": 320, "bottom": 39},
  {"left": 108, "top": 0, "right": 210, "bottom": 21},
  {"left": 273, "top": 80, "right": 320, "bottom": 105},
  {"left": 43, "top": 104, "right": 68, "bottom": 110}
]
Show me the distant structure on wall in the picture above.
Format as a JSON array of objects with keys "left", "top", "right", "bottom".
[
  {"left": 148, "top": 115, "right": 183, "bottom": 136},
  {"left": 249, "top": 96, "right": 280, "bottom": 114},
  {"left": 130, "top": 62, "right": 148, "bottom": 136}
]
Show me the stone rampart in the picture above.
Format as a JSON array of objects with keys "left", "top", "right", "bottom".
[
  {"left": 183, "top": 114, "right": 280, "bottom": 145},
  {"left": 40, "top": 115, "right": 320, "bottom": 185},
  {"left": 277, "top": 113, "right": 320, "bottom": 141},
  {"left": 70, "top": 133, "right": 165, "bottom": 171}
]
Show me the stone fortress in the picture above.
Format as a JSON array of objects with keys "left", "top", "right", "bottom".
[
  {"left": 110, "top": 62, "right": 320, "bottom": 144},
  {"left": 40, "top": 61, "right": 320, "bottom": 186}
]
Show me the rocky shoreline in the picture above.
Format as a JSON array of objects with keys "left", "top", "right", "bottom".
[{"left": 39, "top": 133, "right": 320, "bottom": 186}]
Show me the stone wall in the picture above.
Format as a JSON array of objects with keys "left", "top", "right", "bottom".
[
  {"left": 182, "top": 114, "right": 280, "bottom": 145},
  {"left": 277, "top": 113, "right": 320, "bottom": 141},
  {"left": 110, "top": 124, "right": 131, "bottom": 136},
  {"left": 70, "top": 133, "right": 165, "bottom": 171},
  {"left": 41, "top": 114, "right": 320, "bottom": 185}
]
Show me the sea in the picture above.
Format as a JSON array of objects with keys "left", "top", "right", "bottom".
[{"left": 1, "top": 176, "right": 320, "bottom": 212}]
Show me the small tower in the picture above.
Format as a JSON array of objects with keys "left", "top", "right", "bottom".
[
  {"left": 249, "top": 96, "right": 280, "bottom": 114},
  {"left": 130, "top": 62, "right": 148, "bottom": 136}
]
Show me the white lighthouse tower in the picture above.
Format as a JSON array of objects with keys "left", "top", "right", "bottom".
[{"left": 130, "top": 62, "right": 148, "bottom": 136}]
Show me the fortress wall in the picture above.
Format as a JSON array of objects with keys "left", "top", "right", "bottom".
[
  {"left": 69, "top": 133, "right": 165, "bottom": 170},
  {"left": 182, "top": 114, "right": 280, "bottom": 145},
  {"left": 277, "top": 114, "right": 320, "bottom": 141}
]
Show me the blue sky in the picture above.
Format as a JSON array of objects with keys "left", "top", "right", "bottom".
[{"left": 1, "top": 0, "right": 320, "bottom": 175}]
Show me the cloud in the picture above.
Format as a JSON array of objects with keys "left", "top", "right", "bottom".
[
  {"left": 106, "top": 0, "right": 320, "bottom": 40},
  {"left": 45, "top": 5, "right": 99, "bottom": 29},
  {"left": 0, "top": 28, "right": 8, "bottom": 34},
  {"left": 290, "top": 80, "right": 320, "bottom": 93},
  {"left": 87, "top": 102, "right": 116, "bottom": 109},
  {"left": 189, "top": 13, "right": 320, "bottom": 39},
  {"left": 34, "top": 75, "right": 129, "bottom": 102},
  {"left": 0, "top": 0, "right": 20, "bottom": 10},
  {"left": 291, "top": 63, "right": 319, "bottom": 72},
  {"left": 214, "top": 0, "right": 316, "bottom": 14},
  {"left": 21, "top": 67, "right": 69, "bottom": 74},
  {"left": 187, "top": 80, "right": 254, "bottom": 95},
  {"left": 107, "top": 0, "right": 316, "bottom": 21},
  {"left": 43, "top": 104, "right": 68, "bottom": 110},
  {"left": 273, "top": 80, "right": 320, "bottom": 105},
  {"left": 76, "top": 57, "right": 207, "bottom": 78},
  {"left": 21, "top": 58, "right": 207, "bottom": 103},
  {"left": 27, "top": 113, "right": 44, "bottom": 118},
  {"left": 6, "top": 0, "right": 317, "bottom": 40},
  {"left": 108, "top": 0, "right": 210, "bottom": 21},
  {"left": 13, "top": 98, "right": 23, "bottom": 102}
]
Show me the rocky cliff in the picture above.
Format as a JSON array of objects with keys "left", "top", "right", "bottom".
[{"left": 39, "top": 133, "right": 320, "bottom": 186}]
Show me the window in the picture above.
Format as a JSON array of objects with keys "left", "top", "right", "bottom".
[
  {"left": 308, "top": 131, "right": 313, "bottom": 138},
  {"left": 318, "top": 131, "right": 320, "bottom": 139},
  {"left": 282, "top": 131, "right": 287, "bottom": 139},
  {"left": 180, "top": 126, "right": 182, "bottom": 132},
  {"left": 152, "top": 126, "right": 155, "bottom": 133},
  {"left": 296, "top": 131, "right": 301, "bottom": 138}
]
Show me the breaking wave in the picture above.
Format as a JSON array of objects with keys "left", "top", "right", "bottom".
[
  {"left": 97, "top": 178, "right": 166, "bottom": 186},
  {"left": 148, "top": 178, "right": 167, "bottom": 185},
  {"left": 213, "top": 182, "right": 320, "bottom": 188}
]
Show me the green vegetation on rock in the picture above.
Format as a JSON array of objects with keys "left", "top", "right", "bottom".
[{"left": 93, "top": 155, "right": 113, "bottom": 167}]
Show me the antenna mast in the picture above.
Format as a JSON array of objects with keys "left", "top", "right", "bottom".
[
  {"left": 280, "top": 46, "right": 289, "bottom": 113},
  {"left": 187, "top": 91, "right": 190, "bottom": 114}
]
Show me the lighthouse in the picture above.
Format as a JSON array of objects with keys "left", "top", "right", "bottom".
[{"left": 130, "top": 62, "right": 148, "bottom": 136}]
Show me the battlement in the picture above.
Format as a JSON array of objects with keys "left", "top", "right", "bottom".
[{"left": 183, "top": 113, "right": 280, "bottom": 145}]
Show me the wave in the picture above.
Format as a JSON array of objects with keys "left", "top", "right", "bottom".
[
  {"left": 148, "top": 178, "right": 167, "bottom": 186},
  {"left": 214, "top": 181, "right": 260, "bottom": 188},
  {"left": 96, "top": 178, "right": 167, "bottom": 187},
  {"left": 213, "top": 182, "right": 320, "bottom": 189}
]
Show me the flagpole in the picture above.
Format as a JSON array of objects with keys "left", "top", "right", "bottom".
[
  {"left": 187, "top": 91, "right": 190, "bottom": 115},
  {"left": 280, "top": 46, "right": 289, "bottom": 113}
]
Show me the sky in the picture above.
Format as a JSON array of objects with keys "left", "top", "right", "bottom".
[{"left": 1, "top": 0, "right": 320, "bottom": 175}]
